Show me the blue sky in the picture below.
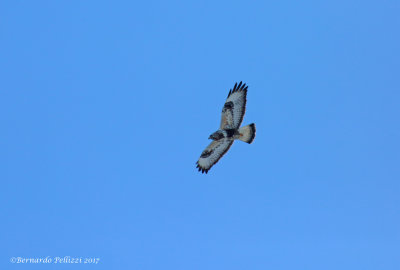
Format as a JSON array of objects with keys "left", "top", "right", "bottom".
[{"left": 1, "top": 1, "right": 399, "bottom": 269}]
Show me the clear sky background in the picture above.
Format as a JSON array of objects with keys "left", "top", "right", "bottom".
[{"left": 1, "top": 1, "right": 399, "bottom": 269}]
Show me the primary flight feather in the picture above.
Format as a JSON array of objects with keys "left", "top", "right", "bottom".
[{"left": 196, "top": 81, "right": 256, "bottom": 174}]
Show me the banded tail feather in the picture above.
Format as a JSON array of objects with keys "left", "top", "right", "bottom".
[{"left": 238, "top": 123, "right": 256, "bottom": 144}]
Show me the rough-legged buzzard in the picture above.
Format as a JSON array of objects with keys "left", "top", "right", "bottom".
[{"left": 196, "top": 81, "right": 256, "bottom": 174}]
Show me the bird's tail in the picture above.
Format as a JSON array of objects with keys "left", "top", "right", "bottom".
[{"left": 238, "top": 123, "right": 256, "bottom": 144}]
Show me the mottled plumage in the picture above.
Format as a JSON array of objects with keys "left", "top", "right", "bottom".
[{"left": 196, "top": 82, "right": 256, "bottom": 174}]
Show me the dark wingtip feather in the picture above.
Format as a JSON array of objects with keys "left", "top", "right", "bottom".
[
  {"left": 196, "top": 164, "right": 210, "bottom": 174},
  {"left": 228, "top": 81, "right": 248, "bottom": 98}
]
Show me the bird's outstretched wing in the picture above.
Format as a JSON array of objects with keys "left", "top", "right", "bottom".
[
  {"left": 220, "top": 81, "right": 248, "bottom": 129},
  {"left": 196, "top": 138, "right": 234, "bottom": 174}
]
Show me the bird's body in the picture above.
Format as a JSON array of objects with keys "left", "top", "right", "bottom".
[
  {"left": 208, "top": 129, "right": 239, "bottom": 140},
  {"left": 196, "top": 82, "right": 256, "bottom": 174}
]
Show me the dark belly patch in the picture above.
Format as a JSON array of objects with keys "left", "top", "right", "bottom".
[{"left": 225, "top": 129, "right": 237, "bottom": 138}]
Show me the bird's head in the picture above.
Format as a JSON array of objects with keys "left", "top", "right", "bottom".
[{"left": 208, "top": 131, "right": 224, "bottom": 141}]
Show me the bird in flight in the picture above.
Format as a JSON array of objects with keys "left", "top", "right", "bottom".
[{"left": 196, "top": 81, "right": 256, "bottom": 174}]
